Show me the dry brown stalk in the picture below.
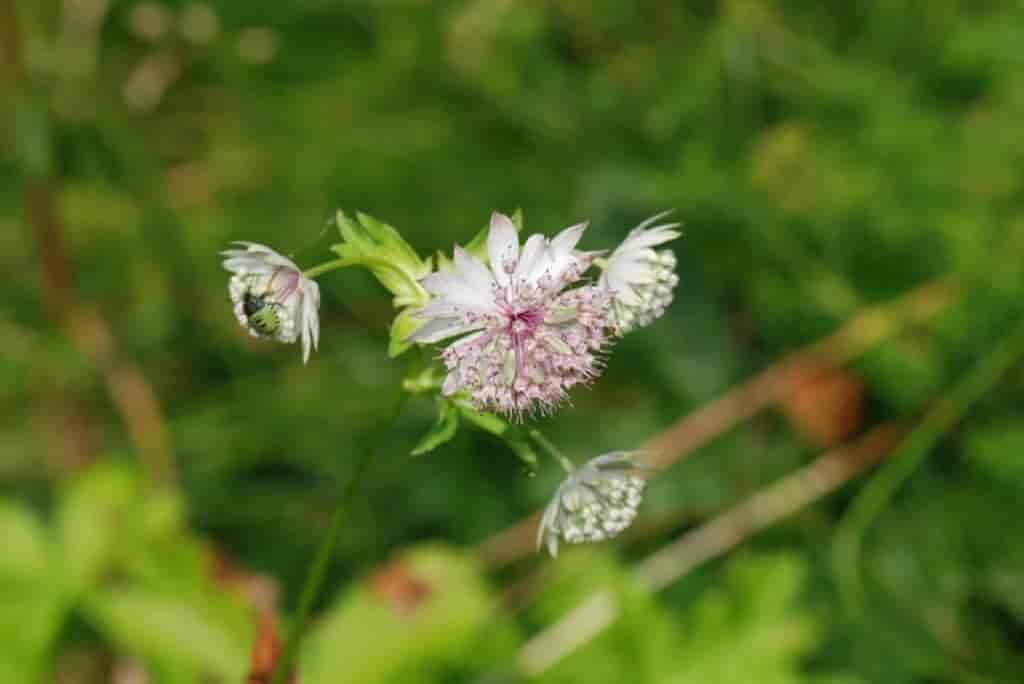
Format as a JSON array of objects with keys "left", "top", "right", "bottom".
[
  {"left": 3, "top": 1, "right": 175, "bottom": 485},
  {"left": 518, "top": 423, "right": 905, "bottom": 676},
  {"left": 479, "top": 278, "right": 952, "bottom": 567}
]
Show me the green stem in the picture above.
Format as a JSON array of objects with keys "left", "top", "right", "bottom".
[
  {"left": 302, "top": 258, "right": 356, "bottom": 279},
  {"left": 833, "top": 316, "right": 1024, "bottom": 617},
  {"left": 303, "top": 255, "right": 427, "bottom": 309},
  {"left": 269, "top": 391, "right": 407, "bottom": 684},
  {"left": 529, "top": 429, "right": 576, "bottom": 474}
]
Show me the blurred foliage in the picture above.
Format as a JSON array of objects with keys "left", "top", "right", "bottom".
[
  {"left": 534, "top": 551, "right": 858, "bottom": 684},
  {"left": 0, "top": 463, "right": 252, "bottom": 683},
  {"left": 5, "top": 0, "right": 1024, "bottom": 682}
]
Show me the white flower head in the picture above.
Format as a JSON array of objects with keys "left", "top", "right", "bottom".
[
  {"left": 537, "top": 452, "right": 648, "bottom": 557},
  {"left": 600, "top": 211, "right": 681, "bottom": 335},
  {"left": 222, "top": 242, "right": 321, "bottom": 363},
  {"left": 408, "top": 212, "right": 612, "bottom": 420}
]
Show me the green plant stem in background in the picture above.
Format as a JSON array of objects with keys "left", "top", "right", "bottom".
[
  {"left": 833, "top": 316, "right": 1024, "bottom": 617},
  {"left": 270, "top": 392, "right": 408, "bottom": 684},
  {"left": 529, "top": 429, "right": 575, "bottom": 474}
]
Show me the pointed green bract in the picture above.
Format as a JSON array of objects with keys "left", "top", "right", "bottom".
[
  {"left": 411, "top": 399, "right": 460, "bottom": 456},
  {"left": 331, "top": 210, "right": 431, "bottom": 309},
  {"left": 332, "top": 210, "right": 433, "bottom": 356},
  {"left": 452, "top": 398, "right": 538, "bottom": 467},
  {"left": 389, "top": 307, "right": 423, "bottom": 359}
]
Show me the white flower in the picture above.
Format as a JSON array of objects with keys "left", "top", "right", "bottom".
[
  {"left": 222, "top": 242, "right": 321, "bottom": 363},
  {"left": 600, "top": 211, "right": 681, "bottom": 335},
  {"left": 407, "top": 212, "right": 612, "bottom": 419},
  {"left": 537, "top": 452, "right": 648, "bottom": 557}
]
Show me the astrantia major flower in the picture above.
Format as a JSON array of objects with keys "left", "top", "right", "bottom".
[
  {"left": 599, "top": 211, "right": 681, "bottom": 335},
  {"left": 408, "top": 212, "right": 611, "bottom": 419},
  {"left": 222, "top": 242, "right": 321, "bottom": 363},
  {"left": 537, "top": 452, "right": 647, "bottom": 557}
]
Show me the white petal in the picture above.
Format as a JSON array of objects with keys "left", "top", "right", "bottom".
[
  {"left": 414, "top": 299, "right": 464, "bottom": 319},
  {"left": 537, "top": 498, "right": 560, "bottom": 552},
  {"left": 420, "top": 270, "right": 462, "bottom": 297},
  {"left": 301, "top": 279, "right": 320, "bottom": 363},
  {"left": 442, "top": 372, "right": 460, "bottom": 396},
  {"left": 608, "top": 256, "right": 656, "bottom": 287},
  {"left": 612, "top": 218, "right": 681, "bottom": 256},
  {"left": 406, "top": 316, "right": 478, "bottom": 344},
  {"left": 549, "top": 222, "right": 587, "bottom": 259},
  {"left": 515, "top": 234, "right": 548, "bottom": 284},
  {"left": 487, "top": 212, "right": 519, "bottom": 286},
  {"left": 547, "top": 532, "right": 560, "bottom": 558},
  {"left": 633, "top": 210, "right": 676, "bottom": 232},
  {"left": 222, "top": 242, "right": 302, "bottom": 272},
  {"left": 222, "top": 255, "right": 273, "bottom": 274},
  {"left": 601, "top": 269, "right": 642, "bottom": 305},
  {"left": 544, "top": 223, "right": 588, "bottom": 284},
  {"left": 299, "top": 300, "right": 312, "bottom": 363},
  {"left": 420, "top": 265, "right": 493, "bottom": 312},
  {"left": 454, "top": 247, "right": 497, "bottom": 301}
]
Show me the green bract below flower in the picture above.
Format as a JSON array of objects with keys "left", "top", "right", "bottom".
[{"left": 537, "top": 452, "right": 648, "bottom": 557}]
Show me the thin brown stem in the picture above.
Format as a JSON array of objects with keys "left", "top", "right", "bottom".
[
  {"left": 479, "top": 278, "right": 953, "bottom": 567},
  {"left": 518, "top": 423, "right": 904, "bottom": 676},
  {"left": 3, "top": 0, "right": 175, "bottom": 485}
]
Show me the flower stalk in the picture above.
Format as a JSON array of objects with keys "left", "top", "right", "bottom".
[
  {"left": 269, "top": 391, "right": 407, "bottom": 684},
  {"left": 530, "top": 428, "right": 575, "bottom": 474},
  {"left": 301, "top": 257, "right": 354, "bottom": 279}
]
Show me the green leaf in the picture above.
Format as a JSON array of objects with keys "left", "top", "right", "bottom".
[
  {"left": 84, "top": 588, "right": 249, "bottom": 681},
  {"left": 452, "top": 399, "right": 538, "bottom": 467},
  {"left": 57, "top": 463, "right": 138, "bottom": 596},
  {"left": 301, "top": 543, "right": 518, "bottom": 684},
  {"left": 0, "top": 503, "right": 50, "bottom": 581},
  {"left": 412, "top": 400, "right": 460, "bottom": 456},
  {"left": 504, "top": 431, "right": 539, "bottom": 468},
  {"left": 534, "top": 552, "right": 848, "bottom": 684},
  {"left": 331, "top": 210, "right": 431, "bottom": 309},
  {"left": 389, "top": 307, "right": 423, "bottom": 358},
  {"left": 402, "top": 365, "right": 445, "bottom": 395},
  {"left": 455, "top": 402, "right": 508, "bottom": 436},
  {"left": 0, "top": 504, "right": 68, "bottom": 684},
  {"left": 964, "top": 420, "right": 1024, "bottom": 489},
  {"left": 435, "top": 249, "right": 454, "bottom": 272},
  {"left": 0, "top": 586, "right": 66, "bottom": 684}
]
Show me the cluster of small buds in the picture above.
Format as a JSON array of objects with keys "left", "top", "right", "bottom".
[
  {"left": 613, "top": 250, "right": 679, "bottom": 334},
  {"left": 560, "top": 475, "right": 644, "bottom": 543},
  {"left": 410, "top": 213, "right": 614, "bottom": 419},
  {"left": 440, "top": 282, "right": 611, "bottom": 419},
  {"left": 538, "top": 452, "right": 648, "bottom": 557},
  {"left": 599, "top": 211, "right": 682, "bottom": 337}
]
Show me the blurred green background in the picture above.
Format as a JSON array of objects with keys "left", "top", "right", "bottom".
[{"left": 4, "top": 1, "right": 1024, "bottom": 682}]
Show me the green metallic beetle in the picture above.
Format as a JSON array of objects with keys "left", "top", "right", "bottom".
[{"left": 243, "top": 291, "right": 284, "bottom": 337}]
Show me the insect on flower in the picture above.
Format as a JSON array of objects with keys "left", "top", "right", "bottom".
[
  {"left": 407, "top": 212, "right": 613, "bottom": 420},
  {"left": 243, "top": 291, "right": 284, "bottom": 336},
  {"left": 222, "top": 242, "right": 321, "bottom": 363}
]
